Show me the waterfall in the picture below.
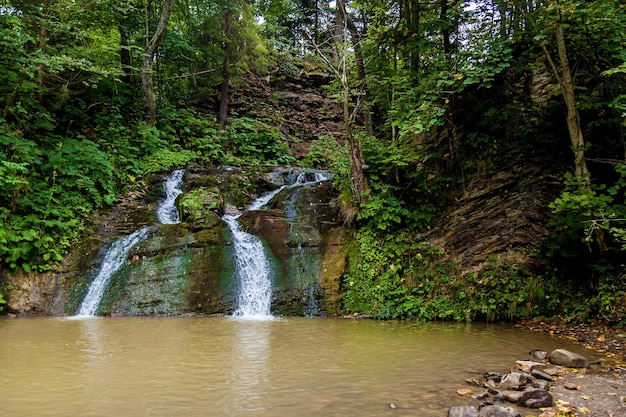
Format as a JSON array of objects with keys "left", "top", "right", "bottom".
[
  {"left": 74, "top": 227, "right": 151, "bottom": 317},
  {"left": 74, "top": 169, "right": 184, "bottom": 317},
  {"left": 224, "top": 215, "right": 274, "bottom": 319},
  {"left": 226, "top": 170, "right": 331, "bottom": 320},
  {"left": 156, "top": 169, "right": 184, "bottom": 224}
]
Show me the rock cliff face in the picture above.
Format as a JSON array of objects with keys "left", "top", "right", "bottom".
[
  {"left": 426, "top": 147, "right": 556, "bottom": 273},
  {"left": 191, "top": 71, "right": 344, "bottom": 158},
  {"left": 2, "top": 167, "right": 348, "bottom": 317}
]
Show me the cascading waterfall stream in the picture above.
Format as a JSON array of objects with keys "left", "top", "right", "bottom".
[
  {"left": 74, "top": 169, "right": 184, "bottom": 317},
  {"left": 225, "top": 170, "right": 330, "bottom": 320},
  {"left": 156, "top": 169, "right": 184, "bottom": 224}
]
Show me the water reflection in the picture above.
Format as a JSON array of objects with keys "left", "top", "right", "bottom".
[{"left": 230, "top": 319, "right": 272, "bottom": 412}]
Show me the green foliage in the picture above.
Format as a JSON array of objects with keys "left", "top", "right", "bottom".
[
  {"left": 549, "top": 167, "right": 626, "bottom": 255},
  {"left": 543, "top": 165, "right": 626, "bottom": 322},
  {"left": 301, "top": 134, "right": 344, "bottom": 169},
  {"left": 356, "top": 134, "right": 439, "bottom": 232},
  {"left": 463, "top": 257, "right": 552, "bottom": 322},
  {"left": 343, "top": 230, "right": 454, "bottom": 320},
  {"left": 178, "top": 188, "right": 218, "bottom": 221},
  {"left": 223, "top": 117, "right": 295, "bottom": 165},
  {"left": 139, "top": 149, "right": 198, "bottom": 175},
  {"left": 157, "top": 107, "right": 223, "bottom": 164},
  {"left": 343, "top": 232, "right": 554, "bottom": 322}
]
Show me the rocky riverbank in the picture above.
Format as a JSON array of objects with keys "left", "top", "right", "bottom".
[{"left": 449, "top": 345, "right": 626, "bottom": 417}]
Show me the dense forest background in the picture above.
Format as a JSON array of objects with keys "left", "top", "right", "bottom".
[{"left": 1, "top": 0, "right": 625, "bottom": 323}]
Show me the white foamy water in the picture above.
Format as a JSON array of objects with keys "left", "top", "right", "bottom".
[
  {"left": 156, "top": 169, "right": 184, "bottom": 224},
  {"left": 74, "top": 227, "right": 150, "bottom": 317}
]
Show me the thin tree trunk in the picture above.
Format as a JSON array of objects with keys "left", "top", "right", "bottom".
[
  {"left": 408, "top": 0, "right": 420, "bottom": 75},
  {"left": 119, "top": 25, "right": 132, "bottom": 84},
  {"left": 142, "top": 0, "right": 174, "bottom": 124},
  {"left": 37, "top": 0, "right": 53, "bottom": 104},
  {"left": 218, "top": 6, "right": 233, "bottom": 130},
  {"left": 340, "top": 1, "right": 374, "bottom": 137},
  {"left": 440, "top": 0, "right": 451, "bottom": 56},
  {"left": 555, "top": 10, "right": 589, "bottom": 184},
  {"left": 333, "top": 4, "right": 344, "bottom": 65},
  {"left": 343, "top": 84, "right": 370, "bottom": 203},
  {"left": 308, "top": 9, "right": 369, "bottom": 204}
]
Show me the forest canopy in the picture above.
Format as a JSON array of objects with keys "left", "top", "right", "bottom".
[{"left": 1, "top": 0, "right": 625, "bottom": 321}]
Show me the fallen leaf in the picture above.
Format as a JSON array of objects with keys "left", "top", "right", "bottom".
[
  {"left": 597, "top": 335, "right": 607, "bottom": 342},
  {"left": 579, "top": 407, "right": 591, "bottom": 413},
  {"left": 581, "top": 394, "right": 593, "bottom": 400},
  {"left": 456, "top": 388, "right": 472, "bottom": 396}
]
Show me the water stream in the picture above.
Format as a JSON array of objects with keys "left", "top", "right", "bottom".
[
  {"left": 74, "top": 169, "right": 184, "bottom": 317},
  {"left": 225, "top": 171, "right": 330, "bottom": 320},
  {"left": 156, "top": 169, "right": 184, "bottom": 224}
]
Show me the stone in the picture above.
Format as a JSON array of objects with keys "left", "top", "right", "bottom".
[
  {"left": 448, "top": 406, "right": 479, "bottom": 417},
  {"left": 498, "top": 372, "right": 529, "bottom": 390},
  {"left": 549, "top": 348, "right": 590, "bottom": 368},
  {"left": 478, "top": 405, "right": 520, "bottom": 417},
  {"left": 529, "top": 349, "right": 548, "bottom": 363},
  {"left": 485, "top": 379, "right": 497, "bottom": 389},
  {"left": 514, "top": 360, "right": 545, "bottom": 373},
  {"left": 484, "top": 372, "right": 502, "bottom": 383},
  {"left": 517, "top": 389, "right": 553, "bottom": 408},
  {"left": 530, "top": 380, "right": 550, "bottom": 390},
  {"left": 472, "top": 392, "right": 489, "bottom": 400},
  {"left": 539, "top": 366, "right": 562, "bottom": 376},
  {"left": 499, "top": 390, "right": 523, "bottom": 403},
  {"left": 531, "top": 369, "right": 554, "bottom": 382},
  {"left": 564, "top": 383, "right": 579, "bottom": 390}
]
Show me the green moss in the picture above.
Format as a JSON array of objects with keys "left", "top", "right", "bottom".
[{"left": 98, "top": 248, "right": 193, "bottom": 316}]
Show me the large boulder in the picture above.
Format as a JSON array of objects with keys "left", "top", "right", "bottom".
[
  {"left": 549, "top": 349, "right": 590, "bottom": 368},
  {"left": 517, "top": 389, "right": 553, "bottom": 408}
]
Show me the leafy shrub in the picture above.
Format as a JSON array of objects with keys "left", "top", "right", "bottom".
[
  {"left": 343, "top": 230, "right": 459, "bottom": 320},
  {"left": 139, "top": 149, "right": 198, "bottom": 174},
  {"left": 343, "top": 230, "right": 556, "bottom": 321},
  {"left": 223, "top": 117, "right": 295, "bottom": 165}
]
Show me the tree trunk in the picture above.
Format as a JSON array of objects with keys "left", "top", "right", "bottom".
[
  {"left": 343, "top": 84, "right": 370, "bottom": 203},
  {"left": 553, "top": 6, "right": 605, "bottom": 254},
  {"left": 440, "top": 0, "right": 451, "bottom": 56},
  {"left": 119, "top": 25, "right": 132, "bottom": 84},
  {"left": 142, "top": 0, "right": 174, "bottom": 124},
  {"left": 555, "top": 11, "right": 589, "bottom": 184},
  {"left": 218, "top": 6, "right": 233, "bottom": 130},
  {"left": 310, "top": 1, "right": 370, "bottom": 204},
  {"left": 333, "top": 4, "right": 344, "bottom": 65},
  {"left": 407, "top": 0, "right": 420, "bottom": 75},
  {"left": 340, "top": 1, "right": 374, "bottom": 137}
]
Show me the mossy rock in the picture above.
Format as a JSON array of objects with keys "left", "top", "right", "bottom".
[{"left": 178, "top": 187, "right": 223, "bottom": 228}]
